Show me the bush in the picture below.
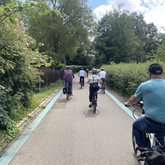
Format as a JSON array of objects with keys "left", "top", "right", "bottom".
[
  {"left": 102, "top": 61, "right": 165, "bottom": 97},
  {"left": 70, "top": 65, "right": 92, "bottom": 73}
]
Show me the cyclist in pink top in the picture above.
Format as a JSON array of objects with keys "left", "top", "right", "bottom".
[{"left": 63, "top": 66, "right": 74, "bottom": 95}]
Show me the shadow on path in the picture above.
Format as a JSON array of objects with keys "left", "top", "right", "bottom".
[{"left": 83, "top": 109, "right": 100, "bottom": 118}]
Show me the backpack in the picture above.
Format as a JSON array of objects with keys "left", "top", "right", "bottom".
[{"left": 142, "top": 146, "right": 165, "bottom": 165}]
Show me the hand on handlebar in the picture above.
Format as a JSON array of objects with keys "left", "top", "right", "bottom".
[
  {"left": 125, "top": 104, "right": 129, "bottom": 107},
  {"left": 125, "top": 102, "right": 131, "bottom": 107}
]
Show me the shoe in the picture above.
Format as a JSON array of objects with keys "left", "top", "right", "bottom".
[
  {"left": 136, "top": 154, "right": 146, "bottom": 161},
  {"left": 89, "top": 103, "right": 92, "bottom": 107}
]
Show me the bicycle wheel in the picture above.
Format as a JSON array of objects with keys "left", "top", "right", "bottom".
[
  {"left": 93, "top": 104, "right": 96, "bottom": 113},
  {"left": 67, "top": 94, "right": 69, "bottom": 100},
  {"left": 132, "top": 130, "right": 140, "bottom": 159},
  {"left": 81, "top": 81, "right": 83, "bottom": 89},
  {"left": 93, "top": 96, "right": 96, "bottom": 113}
]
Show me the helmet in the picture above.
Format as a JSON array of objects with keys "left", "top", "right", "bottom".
[
  {"left": 81, "top": 67, "right": 83, "bottom": 70},
  {"left": 66, "top": 66, "right": 70, "bottom": 69},
  {"left": 101, "top": 68, "right": 104, "bottom": 71},
  {"left": 92, "top": 69, "right": 97, "bottom": 74}
]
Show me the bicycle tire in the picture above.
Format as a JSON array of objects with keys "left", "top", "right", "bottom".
[
  {"left": 132, "top": 130, "right": 139, "bottom": 158},
  {"left": 67, "top": 94, "right": 69, "bottom": 100},
  {"left": 93, "top": 103, "right": 96, "bottom": 113}
]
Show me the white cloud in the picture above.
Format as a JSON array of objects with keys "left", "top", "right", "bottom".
[
  {"left": 93, "top": 4, "right": 113, "bottom": 21},
  {"left": 93, "top": 0, "right": 165, "bottom": 32}
]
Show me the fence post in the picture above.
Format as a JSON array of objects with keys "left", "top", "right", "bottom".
[{"left": 39, "top": 75, "right": 41, "bottom": 91}]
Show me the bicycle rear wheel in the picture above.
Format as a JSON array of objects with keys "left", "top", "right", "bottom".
[
  {"left": 132, "top": 130, "right": 140, "bottom": 160},
  {"left": 93, "top": 104, "right": 96, "bottom": 113},
  {"left": 92, "top": 96, "right": 96, "bottom": 113}
]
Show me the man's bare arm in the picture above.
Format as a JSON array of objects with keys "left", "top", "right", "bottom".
[{"left": 125, "top": 95, "right": 139, "bottom": 107}]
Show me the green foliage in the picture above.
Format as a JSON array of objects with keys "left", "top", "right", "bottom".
[
  {"left": 21, "top": 0, "right": 96, "bottom": 68},
  {"left": 56, "top": 62, "right": 65, "bottom": 71},
  {"left": 146, "top": 34, "right": 165, "bottom": 62},
  {"left": 93, "top": 6, "right": 161, "bottom": 66},
  {"left": 0, "top": 2, "right": 50, "bottom": 132},
  {"left": 102, "top": 61, "right": 165, "bottom": 97},
  {"left": 5, "top": 117, "right": 19, "bottom": 142}
]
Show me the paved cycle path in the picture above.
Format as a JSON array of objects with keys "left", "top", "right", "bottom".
[{"left": 0, "top": 75, "right": 140, "bottom": 165}]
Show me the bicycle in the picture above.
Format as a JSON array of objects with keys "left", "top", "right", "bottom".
[
  {"left": 101, "top": 81, "right": 105, "bottom": 93},
  {"left": 80, "top": 77, "right": 84, "bottom": 89},
  {"left": 132, "top": 101, "right": 164, "bottom": 163},
  {"left": 86, "top": 71, "right": 89, "bottom": 78},
  {"left": 91, "top": 91, "right": 97, "bottom": 113},
  {"left": 65, "top": 82, "right": 72, "bottom": 100}
]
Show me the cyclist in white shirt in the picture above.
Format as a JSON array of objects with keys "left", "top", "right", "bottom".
[
  {"left": 79, "top": 68, "right": 86, "bottom": 86},
  {"left": 87, "top": 69, "right": 102, "bottom": 107},
  {"left": 99, "top": 68, "right": 106, "bottom": 89}
]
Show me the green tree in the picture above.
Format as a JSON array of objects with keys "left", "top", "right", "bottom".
[
  {"left": 93, "top": 5, "right": 138, "bottom": 64},
  {"left": 146, "top": 34, "right": 165, "bottom": 62},
  {"left": 22, "top": 0, "right": 96, "bottom": 69},
  {"left": 130, "top": 12, "right": 160, "bottom": 62}
]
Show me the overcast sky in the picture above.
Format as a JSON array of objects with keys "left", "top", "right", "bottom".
[{"left": 88, "top": 0, "right": 165, "bottom": 32}]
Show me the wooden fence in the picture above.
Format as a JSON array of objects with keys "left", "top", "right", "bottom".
[{"left": 36, "top": 66, "right": 64, "bottom": 88}]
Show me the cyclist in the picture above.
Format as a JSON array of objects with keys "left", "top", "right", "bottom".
[
  {"left": 125, "top": 63, "right": 165, "bottom": 160},
  {"left": 86, "top": 68, "right": 89, "bottom": 78},
  {"left": 63, "top": 66, "right": 74, "bottom": 96},
  {"left": 99, "top": 68, "right": 106, "bottom": 89},
  {"left": 79, "top": 67, "right": 85, "bottom": 87},
  {"left": 87, "top": 69, "right": 102, "bottom": 107}
]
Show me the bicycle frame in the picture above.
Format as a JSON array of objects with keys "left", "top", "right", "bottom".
[
  {"left": 132, "top": 101, "right": 163, "bottom": 162},
  {"left": 102, "top": 81, "right": 105, "bottom": 93},
  {"left": 65, "top": 82, "right": 71, "bottom": 100}
]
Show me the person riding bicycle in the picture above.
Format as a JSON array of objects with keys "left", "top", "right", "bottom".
[
  {"left": 63, "top": 66, "right": 74, "bottom": 96},
  {"left": 99, "top": 68, "right": 106, "bottom": 89},
  {"left": 86, "top": 68, "right": 89, "bottom": 77},
  {"left": 79, "top": 67, "right": 85, "bottom": 87},
  {"left": 125, "top": 63, "right": 165, "bottom": 160},
  {"left": 87, "top": 69, "right": 102, "bottom": 107}
]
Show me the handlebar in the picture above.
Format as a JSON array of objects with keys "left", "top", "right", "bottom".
[{"left": 130, "top": 101, "right": 144, "bottom": 120}]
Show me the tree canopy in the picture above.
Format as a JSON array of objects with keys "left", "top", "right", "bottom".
[{"left": 93, "top": 5, "right": 162, "bottom": 66}]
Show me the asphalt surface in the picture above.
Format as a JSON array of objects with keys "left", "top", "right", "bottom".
[{"left": 4, "top": 75, "right": 141, "bottom": 165}]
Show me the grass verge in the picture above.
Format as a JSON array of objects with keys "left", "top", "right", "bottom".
[{"left": 0, "top": 80, "right": 63, "bottom": 144}]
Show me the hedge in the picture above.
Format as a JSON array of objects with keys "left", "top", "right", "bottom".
[
  {"left": 101, "top": 61, "right": 165, "bottom": 97},
  {"left": 70, "top": 65, "right": 92, "bottom": 73}
]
